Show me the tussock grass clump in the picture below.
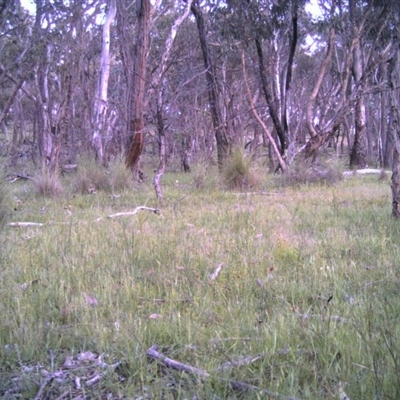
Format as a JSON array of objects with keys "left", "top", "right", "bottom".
[
  {"left": 32, "top": 168, "right": 63, "bottom": 197},
  {"left": 222, "top": 148, "right": 260, "bottom": 190},
  {"left": 278, "top": 158, "right": 343, "bottom": 187},
  {"left": 108, "top": 155, "right": 134, "bottom": 192},
  {"left": 192, "top": 157, "right": 219, "bottom": 189},
  {"left": 0, "top": 169, "right": 9, "bottom": 229},
  {"left": 72, "top": 156, "right": 111, "bottom": 194}
]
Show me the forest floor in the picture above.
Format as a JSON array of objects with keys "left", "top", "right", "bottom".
[{"left": 1, "top": 165, "right": 400, "bottom": 399}]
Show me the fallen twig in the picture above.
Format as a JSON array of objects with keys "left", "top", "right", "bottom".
[
  {"left": 7, "top": 173, "right": 32, "bottom": 182},
  {"left": 210, "top": 337, "right": 251, "bottom": 345},
  {"left": 232, "top": 191, "right": 282, "bottom": 195},
  {"left": 8, "top": 222, "right": 44, "bottom": 227},
  {"left": 296, "top": 313, "right": 347, "bottom": 322},
  {"left": 209, "top": 263, "right": 224, "bottom": 281},
  {"left": 107, "top": 206, "right": 159, "bottom": 219},
  {"left": 147, "top": 345, "right": 209, "bottom": 377},
  {"left": 215, "top": 354, "right": 263, "bottom": 371},
  {"left": 147, "top": 345, "right": 301, "bottom": 400},
  {"left": 33, "top": 376, "right": 53, "bottom": 400}
]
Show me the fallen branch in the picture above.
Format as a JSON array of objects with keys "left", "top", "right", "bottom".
[
  {"left": 8, "top": 222, "right": 44, "bottom": 227},
  {"left": 343, "top": 168, "right": 390, "bottom": 178},
  {"left": 147, "top": 345, "right": 301, "bottom": 400},
  {"left": 7, "top": 173, "right": 32, "bottom": 182},
  {"left": 107, "top": 206, "right": 159, "bottom": 219}
]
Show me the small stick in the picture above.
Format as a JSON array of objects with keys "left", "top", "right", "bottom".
[
  {"left": 216, "top": 354, "right": 263, "bottom": 371},
  {"left": 107, "top": 206, "right": 159, "bottom": 219}
]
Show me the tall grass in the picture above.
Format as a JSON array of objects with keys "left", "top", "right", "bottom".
[{"left": 0, "top": 172, "right": 399, "bottom": 398}]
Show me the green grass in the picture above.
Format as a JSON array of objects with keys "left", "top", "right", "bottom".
[{"left": 1, "top": 171, "right": 399, "bottom": 399}]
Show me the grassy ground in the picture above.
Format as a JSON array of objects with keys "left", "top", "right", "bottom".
[{"left": 1, "top": 168, "right": 400, "bottom": 399}]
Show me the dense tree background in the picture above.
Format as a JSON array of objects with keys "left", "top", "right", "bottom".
[{"left": 0, "top": 0, "right": 398, "bottom": 190}]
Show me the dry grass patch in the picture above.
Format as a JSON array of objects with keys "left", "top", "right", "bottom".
[{"left": 32, "top": 168, "right": 63, "bottom": 197}]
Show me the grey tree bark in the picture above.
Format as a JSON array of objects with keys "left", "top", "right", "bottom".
[
  {"left": 349, "top": 0, "right": 368, "bottom": 168},
  {"left": 191, "top": 0, "right": 230, "bottom": 169},
  {"left": 389, "top": 3, "right": 400, "bottom": 217}
]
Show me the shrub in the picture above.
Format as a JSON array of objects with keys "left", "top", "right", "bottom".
[
  {"left": 33, "top": 168, "right": 63, "bottom": 197},
  {"left": 222, "top": 148, "right": 260, "bottom": 190},
  {"left": 277, "top": 158, "right": 343, "bottom": 187}
]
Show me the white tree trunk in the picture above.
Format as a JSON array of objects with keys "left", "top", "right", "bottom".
[
  {"left": 152, "top": 0, "right": 193, "bottom": 200},
  {"left": 92, "top": 0, "right": 116, "bottom": 163}
]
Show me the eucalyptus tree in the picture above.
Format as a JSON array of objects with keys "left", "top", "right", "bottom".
[
  {"left": 148, "top": 0, "right": 193, "bottom": 199},
  {"left": 121, "top": 0, "right": 151, "bottom": 177},
  {"left": 0, "top": 0, "right": 107, "bottom": 169},
  {"left": 216, "top": 0, "right": 309, "bottom": 171},
  {"left": 190, "top": 0, "right": 231, "bottom": 168},
  {"left": 304, "top": 0, "right": 392, "bottom": 164},
  {"left": 0, "top": 1, "right": 34, "bottom": 156},
  {"left": 348, "top": 0, "right": 367, "bottom": 167},
  {"left": 389, "top": 1, "right": 400, "bottom": 217},
  {"left": 92, "top": 0, "right": 116, "bottom": 164}
]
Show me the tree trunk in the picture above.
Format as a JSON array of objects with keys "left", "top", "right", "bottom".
[
  {"left": 125, "top": 0, "right": 151, "bottom": 177},
  {"left": 33, "top": 0, "right": 56, "bottom": 168},
  {"left": 154, "top": 89, "right": 166, "bottom": 201},
  {"left": 281, "top": 4, "right": 298, "bottom": 147},
  {"left": 191, "top": 0, "right": 230, "bottom": 169},
  {"left": 92, "top": 0, "right": 116, "bottom": 164},
  {"left": 349, "top": 0, "right": 368, "bottom": 168},
  {"left": 254, "top": 38, "right": 286, "bottom": 157},
  {"left": 150, "top": 0, "right": 193, "bottom": 199},
  {"left": 389, "top": 4, "right": 400, "bottom": 218}
]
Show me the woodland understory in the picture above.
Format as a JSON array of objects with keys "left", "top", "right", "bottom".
[{"left": 1, "top": 0, "right": 400, "bottom": 207}]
